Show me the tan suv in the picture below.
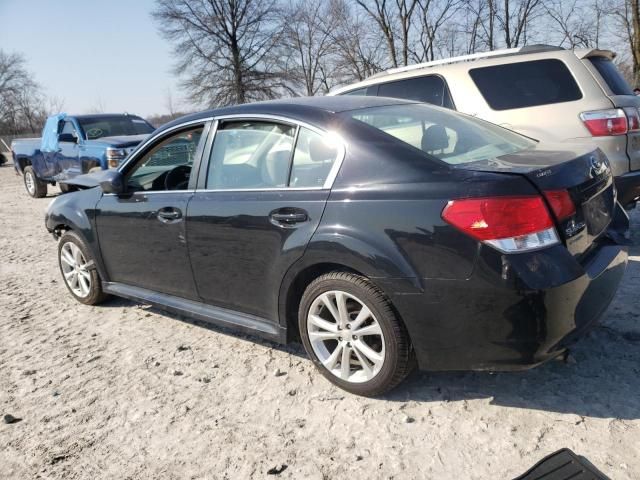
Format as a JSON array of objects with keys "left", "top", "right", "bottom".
[{"left": 330, "top": 45, "right": 640, "bottom": 207}]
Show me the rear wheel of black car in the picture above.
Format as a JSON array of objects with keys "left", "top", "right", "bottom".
[
  {"left": 299, "top": 272, "right": 413, "bottom": 396},
  {"left": 58, "top": 231, "right": 109, "bottom": 305},
  {"left": 23, "top": 166, "right": 47, "bottom": 198}
]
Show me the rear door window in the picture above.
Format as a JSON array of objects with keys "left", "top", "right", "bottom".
[
  {"left": 469, "top": 59, "right": 582, "bottom": 110},
  {"left": 377, "top": 76, "right": 454, "bottom": 108},
  {"left": 588, "top": 56, "right": 633, "bottom": 95}
]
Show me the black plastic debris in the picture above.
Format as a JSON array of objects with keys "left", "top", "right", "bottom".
[{"left": 514, "top": 448, "right": 610, "bottom": 480}]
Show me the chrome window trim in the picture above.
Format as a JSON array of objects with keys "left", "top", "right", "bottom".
[
  {"left": 208, "top": 113, "right": 347, "bottom": 190},
  {"left": 196, "top": 186, "right": 325, "bottom": 193},
  {"left": 111, "top": 113, "right": 346, "bottom": 195},
  {"left": 103, "top": 190, "right": 196, "bottom": 196}
]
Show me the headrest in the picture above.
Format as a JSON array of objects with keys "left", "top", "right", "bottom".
[
  {"left": 421, "top": 124, "right": 449, "bottom": 152},
  {"left": 309, "top": 136, "right": 336, "bottom": 162}
]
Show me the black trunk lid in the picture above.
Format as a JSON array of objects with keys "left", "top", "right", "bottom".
[{"left": 457, "top": 144, "right": 616, "bottom": 257}]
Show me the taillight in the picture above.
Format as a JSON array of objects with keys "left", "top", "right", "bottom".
[
  {"left": 580, "top": 108, "right": 627, "bottom": 136},
  {"left": 441, "top": 196, "right": 559, "bottom": 253},
  {"left": 543, "top": 189, "right": 576, "bottom": 221},
  {"left": 624, "top": 107, "right": 640, "bottom": 131}
]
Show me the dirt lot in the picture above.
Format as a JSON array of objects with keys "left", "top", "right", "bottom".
[{"left": 1, "top": 164, "right": 639, "bottom": 479}]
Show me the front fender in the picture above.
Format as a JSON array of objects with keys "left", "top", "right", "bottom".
[{"left": 45, "top": 187, "right": 109, "bottom": 281}]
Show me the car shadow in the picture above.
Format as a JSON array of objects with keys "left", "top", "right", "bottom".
[{"left": 98, "top": 296, "right": 307, "bottom": 359}]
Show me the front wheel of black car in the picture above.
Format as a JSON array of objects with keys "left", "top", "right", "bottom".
[
  {"left": 23, "top": 166, "right": 47, "bottom": 198},
  {"left": 58, "top": 231, "right": 109, "bottom": 305},
  {"left": 299, "top": 272, "right": 414, "bottom": 396}
]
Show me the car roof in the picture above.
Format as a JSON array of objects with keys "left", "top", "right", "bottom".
[
  {"left": 329, "top": 46, "right": 616, "bottom": 96},
  {"left": 72, "top": 114, "right": 146, "bottom": 121},
  {"left": 157, "top": 96, "right": 418, "bottom": 132}
]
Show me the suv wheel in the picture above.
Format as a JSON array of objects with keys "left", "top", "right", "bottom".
[
  {"left": 58, "top": 231, "right": 109, "bottom": 305},
  {"left": 299, "top": 272, "right": 413, "bottom": 396},
  {"left": 23, "top": 166, "right": 47, "bottom": 198}
]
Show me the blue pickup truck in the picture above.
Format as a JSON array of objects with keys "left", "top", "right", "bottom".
[{"left": 12, "top": 113, "right": 154, "bottom": 197}]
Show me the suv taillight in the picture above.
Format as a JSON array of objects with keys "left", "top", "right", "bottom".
[
  {"left": 579, "top": 108, "right": 639, "bottom": 136},
  {"left": 441, "top": 196, "right": 560, "bottom": 253},
  {"left": 624, "top": 107, "right": 640, "bottom": 131}
]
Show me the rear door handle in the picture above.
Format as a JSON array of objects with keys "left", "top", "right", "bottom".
[
  {"left": 157, "top": 207, "right": 182, "bottom": 223},
  {"left": 269, "top": 209, "right": 308, "bottom": 226}
]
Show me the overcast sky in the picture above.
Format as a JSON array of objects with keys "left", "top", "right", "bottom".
[{"left": 0, "top": 0, "right": 183, "bottom": 117}]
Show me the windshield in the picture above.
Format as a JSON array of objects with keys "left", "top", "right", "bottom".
[
  {"left": 344, "top": 104, "right": 535, "bottom": 165},
  {"left": 77, "top": 116, "right": 154, "bottom": 140}
]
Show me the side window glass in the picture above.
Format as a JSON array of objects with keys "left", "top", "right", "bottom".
[
  {"left": 126, "top": 126, "right": 204, "bottom": 192},
  {"left": 207, "top": 121, "right": 295, "bottom": 189},
  {"left": 377, "top": 76, "right": 454, "bottom": 109},
  {"left": 469, "top": 59, "right": 582, "bottom": 110},
  {"left": 59, "top": 121, "right": 78, "bottom": 141},
  {"left": 290, "top": 128, "right": 339, "bottom": 188}
]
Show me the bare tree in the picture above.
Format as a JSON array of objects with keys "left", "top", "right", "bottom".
[
  {"left": 330, "top": 0, "right": 388, "bottom": 81},
  {"left": 411, "top": 0, "right": 462, "bottom": 62},
  {"left": 498, "top": 0, "right": 543, "bottom": 48},
  {"left": 0, "top": 50, "right": 47, "bottom": 135},
  {"left": 612, "top": 0, "right": 640, "bottom": 85},
  {"left": 283, "top": 0, "right": 337, "bottom": 95},
  {"left": 544, "top": 0, "right": 604, "bottom": 48},
  {"left": 354, "top": 0, "right": 419, "bottom": 67},
  {"left": 153, "top": 0, "right": 288, "bottom": 107}
]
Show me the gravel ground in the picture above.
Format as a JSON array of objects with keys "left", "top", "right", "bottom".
[{"left": 1, "top": 164, "right": 639, "bottom": 479}]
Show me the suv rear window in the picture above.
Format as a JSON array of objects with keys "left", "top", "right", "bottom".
[
  {"left": 469, "top": 59, "right": 582, "bottom": 110},
  {"left": 588, "top": 56, "right": 633, "bottom": 95},
  {"left": 376, "top": 76, "right": 454, "bottom": 108}
]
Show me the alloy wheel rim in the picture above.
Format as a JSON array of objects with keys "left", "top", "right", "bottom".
[
  {"left": 25, "top": 172, "right": 35, "bottom": 195},
  {"left": 60, "top": 242, "right": 91, "bottom": 298},
  {"left": 307, "top": 290, "right": 385, "bottom": 383}
]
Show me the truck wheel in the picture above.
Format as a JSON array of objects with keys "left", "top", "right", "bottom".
[
  {"left": 23, "top": 166, "right": 47, "bottom": 198},
  {"left": 298, "top": 272, "right": 414, "bottom": 397},
  {"left": 58, "top": 230, "right": 109, "bottom": 305}
]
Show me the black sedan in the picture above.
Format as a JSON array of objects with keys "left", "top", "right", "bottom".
[{"left": 45, "top": 96, "right": 629, "bottom": 396}]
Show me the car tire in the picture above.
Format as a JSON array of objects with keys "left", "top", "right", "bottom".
[
  {"left": 58, "top": 230, "right": 109, "bottom": 305},
  {"left": 299, "top": 272, "right": 414, "bottom": 396},
  {"left": 23, "top": 166, "right": 47, "bottom": 198}
]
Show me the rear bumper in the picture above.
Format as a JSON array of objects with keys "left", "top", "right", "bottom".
[
  {"left": 615, "top": 170, "right": 640, "bottom": 207},
  {"left": 389, "top": 217, "right": 629, "bottom": 371}
]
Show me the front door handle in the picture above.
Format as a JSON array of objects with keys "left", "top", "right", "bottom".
[
  {"left": 269, "top": 209, "right": 308, "bottom": 226},
  {"left": 157, "top": 207, "right": 182, "bottom": 223}
]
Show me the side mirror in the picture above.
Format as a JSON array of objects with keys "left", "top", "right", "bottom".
[
  {"left": 58, "top": 133, "right": 78, "bottom": 143},
  {"left": 99, "top": 170, "right": 124, "bottom": 194}
]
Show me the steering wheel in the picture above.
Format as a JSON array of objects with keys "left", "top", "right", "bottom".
[{"left": 164, "top": 165, "right": 192, "bottom": 190}]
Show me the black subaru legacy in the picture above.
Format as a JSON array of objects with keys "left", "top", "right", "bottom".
[{"left": 45, "top": 96, "right": 629, "bottom": 396}]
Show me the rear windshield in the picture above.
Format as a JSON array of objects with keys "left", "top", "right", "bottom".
[
  {"left": 77, "top": 116, "right": 154, "bottom": 140},
  {"left": 469, "top": 59, "right": 583, "bottom": 110},
  {"left": 344, "top": 104, "right": 535, "bottom": 165},
  {"left": 588, "top": 56, "right": 633, "bottom": 95}
]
